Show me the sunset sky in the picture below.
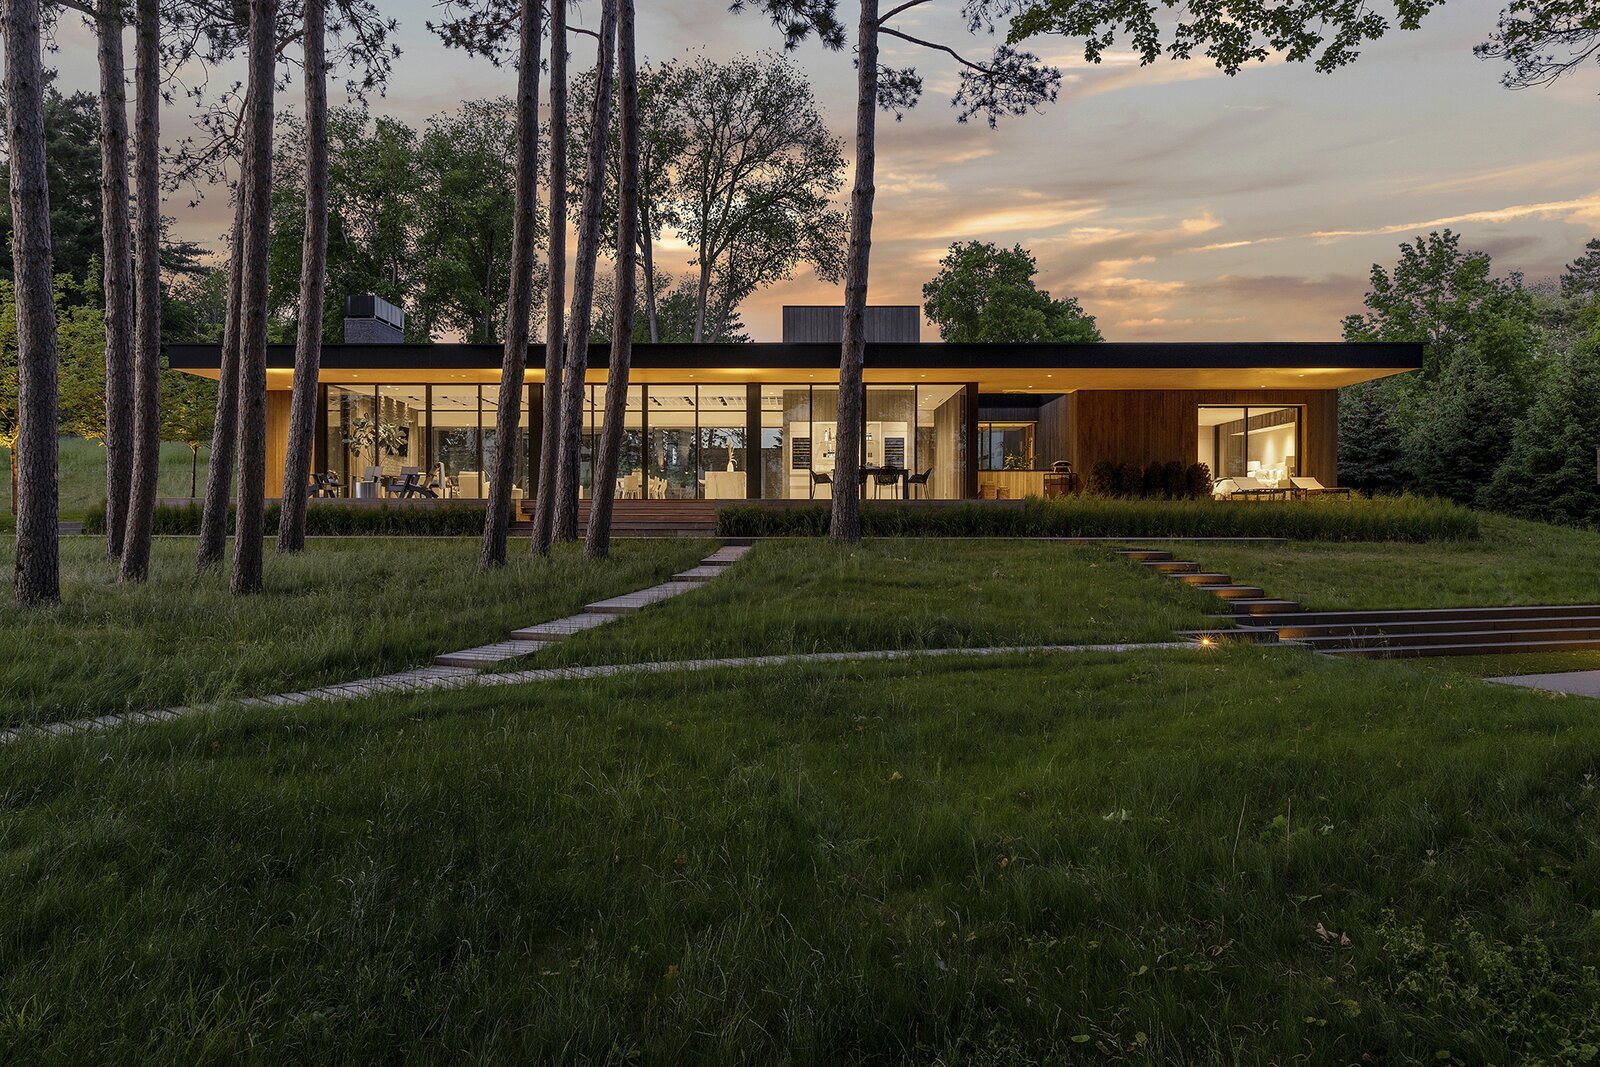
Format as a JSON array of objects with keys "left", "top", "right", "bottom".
[{"left": 49, "top": 0, "right": 1600, "bottom": 342}]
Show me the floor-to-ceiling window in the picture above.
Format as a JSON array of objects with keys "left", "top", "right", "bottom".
[
  {"left": 697, "top": 385, "right": 747, "bottom": 499},
  {"left": 647, "top": 387, "right": 697, "bottom": 499},
  {"left": 1198, "top": 406, "right": 1301, "bottom": 485},
  {"left": 917, "top": 385, "right": 967, "bottom": 499},
  {"left": 429, "top": 385, "right": 482, "bottom": 497}
]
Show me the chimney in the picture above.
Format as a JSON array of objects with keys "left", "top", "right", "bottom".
[
  {"left": 343, "top": 294, "right": 405, "bottom": 343},
  {"left": 781, "top": 305, "right": 920, "bottom": 344}
]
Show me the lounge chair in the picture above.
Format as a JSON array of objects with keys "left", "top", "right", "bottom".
[{"left": 1290, "top": 476, "right": 1351, "bottom": 498}]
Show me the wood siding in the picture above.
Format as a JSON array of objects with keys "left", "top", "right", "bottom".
[
  {"left": 1069, "top": 389, "right": 1339, "bottom": 484},
  {"left": 265, "top": 389, "right": 291, "bottom": 498}
]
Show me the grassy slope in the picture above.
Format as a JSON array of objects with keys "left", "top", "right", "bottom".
[
  {"left": 1178, "top": 513, "right": 1600, "bottom": 611},
  {"left": 2, "top": 648, "right": 1597, "bottom": 1063},
  {"left": 535, "top": 539, "right": 1217, "bottom": 667},
  {"left": 0, "top": 438, "right": 212, "bottom": 525},
  {"left": 0, "top": 536, "right": 709, "bottom": 729}
]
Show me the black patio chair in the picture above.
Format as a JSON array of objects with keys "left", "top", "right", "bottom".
[
  {"left": 906, "top": 468, "right": 932, "bottom": 499},
  {"left": 872, "top": 468, "right": 903, "bottom": 498},
  {"left": 809, "top": 470, "right": 833, "bottom": 498}
]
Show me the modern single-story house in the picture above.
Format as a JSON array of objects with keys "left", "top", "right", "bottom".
[{"left": 168, "top": 298, "right": 1421, "bottom": 503}]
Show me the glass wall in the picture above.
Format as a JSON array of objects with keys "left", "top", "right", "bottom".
[
  {"left": 312, "top": 380, "right": 972, "bottom": 500},
  {"left": 1198, "top": 406, "right": 1300, "bottom": 486},
  {"left": 978, "top": 422, "right": 1036, "bottom": 471}
]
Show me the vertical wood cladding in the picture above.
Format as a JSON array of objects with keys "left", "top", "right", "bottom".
[
  {"left": 265, "top": 390, "right": 291, "bottom": 498},
  {"left": 1071, "top": 389, "right": 1339, "bottom": 484}
]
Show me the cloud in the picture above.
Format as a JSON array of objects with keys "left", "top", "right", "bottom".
[{"left": 1306, "top": 193, "right": 1600, "bottom": 240}]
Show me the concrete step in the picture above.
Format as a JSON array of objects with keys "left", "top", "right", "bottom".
[
  {"left": 1141, "top": 560, "right": 1199, "bottom": 573},
  {"left": 584, "top": 581, "right": 701, "bottom": 615},
  {"left": 434, "top": 639, "right": 551, "bottom": 668},
  {"left": 1118, "top": 549, "right": 1174, "bottom": 561},
  {"left": 510, "top": 613, "right": 619, "bottom": 641},
  {"left": 674, "top": 565, "right": 727, "bottom": 582}
]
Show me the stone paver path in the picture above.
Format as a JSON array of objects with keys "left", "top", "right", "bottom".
[
  {"left": 0, "top": 641, "right": 1192, "bottom": 746},
  {"left": 429, "top": 546, "right": 751, "bottom": 669},
  {"left": 1488, "top": 670, "right": 1600, "bottom": 698}
]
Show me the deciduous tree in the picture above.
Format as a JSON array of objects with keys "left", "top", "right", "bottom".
[
  {"left": 1477, "top": 0, "right": 1600, "bottom": 87},
  {"left": 922, "top": 241, "right": 1101, "bottom": 343}
]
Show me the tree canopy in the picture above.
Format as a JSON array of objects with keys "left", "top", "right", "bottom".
[{"left": 922, "top": 241, "right": 1101, "bottom": 344}]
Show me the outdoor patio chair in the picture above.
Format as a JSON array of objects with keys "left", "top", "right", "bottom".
[
  {"left": 871, "top": 468, "right": 903, "bottom": 498},
  {"left": 1290, "top": 476, "right": 1352, "bottom": 498},
  {"left": 907, "top": 468, "right": 932, "bottom": 498},
  {"left": 809, "top": 470, "right": 833, "bottom": 498}
]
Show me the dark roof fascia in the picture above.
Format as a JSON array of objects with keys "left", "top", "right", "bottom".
[{"left": 166, "top": 340, "right": 1424, "bottom": 373}]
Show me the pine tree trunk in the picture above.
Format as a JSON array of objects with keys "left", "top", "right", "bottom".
[
  {"left": 479, "top": 0, "right": 543, "bottom": 569},
  {"left": 276, "top": 0, "right": 328, "bottom": 555},
  {"left": 197, "top": 196, "right": 247, "bottom": 568},
  {"left": 639, "top": 201, "right": 659, "bottom": 343},
  {"left": 118, "top": 0, "right": 163, "bottom": 583},
  {"left": 551, "top": 0, "right": 617, "bottom": 544},
  {"left": 229, "top": 0, "right": 278, "bottom": 595},
  {"left": 528, "top": 0, "right": 567, "bottom": 556},
  {"left": 585, "top": 0, "right": 638, "bottom": 561},
  {"left": 5, "top": 0, "right": 60, "bottom": 606},
  {"left": 98, "top": 0, "right": 134, "bottom": 560},
  {"left": 831, "top": 0, "right": 879, "bottom": 545}
]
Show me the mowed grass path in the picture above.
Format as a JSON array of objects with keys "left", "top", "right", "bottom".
[
  {"left": 0, "top": 535, "right": 710, "bottom": 729},
  {"left": 2, "top": 649, "right": 1598, "bottom": 1062},
  {"left": 535, "top": 538, "right": 1216, "bottom": 668},
  {"left": 1183, "top": 513, "right": 1600, "bottom": 611}
]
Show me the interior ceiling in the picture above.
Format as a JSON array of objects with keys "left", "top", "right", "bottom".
[{"left": 226, "top": 365, "right": 1409, "bottom": 392}]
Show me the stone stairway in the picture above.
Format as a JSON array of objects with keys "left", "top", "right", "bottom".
[
  {"left": 1123, "top": 549, "right": 1600, "bottom": 658},
  {"left": 433, "top": 545, "right": 750, "bottom": 668}
]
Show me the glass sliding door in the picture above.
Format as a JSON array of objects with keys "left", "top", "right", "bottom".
[
  {"left": 646, "top": 386, "right": 696, "bottom": 498},
  {"left": 697, "top": 385, "right": 747, "bottom": 499},
  {"left": 592, "top": 384, "right": 644, "bottom": 500},
  {"left": 865, "top": 385, "right": 914, "bottom": 498},
  {"left": 1198, "top": 406, "right": 1300, "bottom": 486},
  {"left": 430, "top": 385, "right": 482, "bottom": 498},
  {"left": 376, "top": 385, "right": 426, "bottom": 496}
]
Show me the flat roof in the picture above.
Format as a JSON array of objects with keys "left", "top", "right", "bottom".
[{"left": 168, "top": 340, "right": 1421, "bottom": 392}]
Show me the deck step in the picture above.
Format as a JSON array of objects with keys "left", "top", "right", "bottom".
[
  {"left": 1204, "top": 585, "right": 1267, "bottom": 600},
  {"left": 1141, "top": 560, "right": 1199, "bottom": 573},
  {"left": 585, "top": 581, "right": 701, "bottom": 615},
  {"left": 510, "top": 613, "right": 620, "bottom": 641},
  {"left": 1225, "top": 599, "right": 1304, "bottom": 616},
  {"left": 1322, "top": 634, "right": 1600, "bottom": 659},
  {"left": 1118, "top": 549, "right": 1174, "bottom": 561},
  {"left": 1175, "top": 572, "right": 1235, "bottom": 586}
]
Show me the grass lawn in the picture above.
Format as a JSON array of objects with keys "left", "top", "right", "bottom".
[
  {"left": 1, "top": 437, "right": 211, "bottom": 526},
  {"left": 2, "top": 647, "right": 1598, "bottom": 1062},
  {"left": 1175, "top": 513, "right": 1600, "bottom": 611},
  {"left": 0, "top": 535, "right": 709, "bottom": 729},
  {"left": 533, "top": 538, "right": 1217, "bottom": 668}
]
